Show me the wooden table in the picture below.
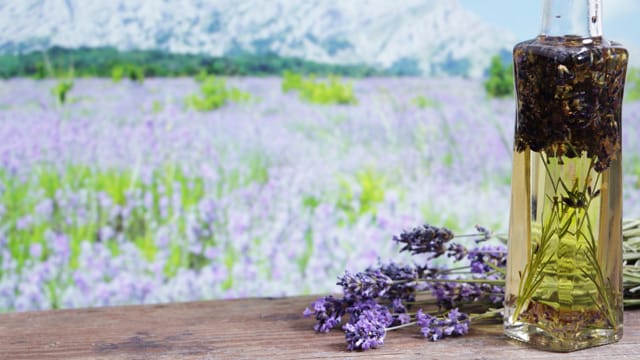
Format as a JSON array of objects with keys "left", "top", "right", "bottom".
[{"left": 1, "top": 296, "right": 639, "bottom": 359}]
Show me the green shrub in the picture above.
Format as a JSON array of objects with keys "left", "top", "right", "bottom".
[
  {"left": 127, "top": 64, "right": 145, "bottom": 83},
  {"left": 185, "top": 75, "right": 251, "bottom": 111},
  {"left": 626, "top": 68, "right": 640, "bottom": 102},
  {"left": 195, "top": 69, "right": 209, "bottom": 83},
  {"left": 51, "top": 79, "right": 74, "bottom": 104},
  {"left": 484, "top": 55, "right": 514, "bottom": 98},
  {"left": 282, "top": 71, "right": 304, "bottom": 93},
  {"left": 111, "top": 65, "right": 125, "bottom": 83},
  {"left": 336, "top": 169, "right": 386, "bottom": 225},
  {"left": 282, "top": 71, "right": 357, "bottom": 105},
  {"left": 111, "top": 64, "right": 145, "bottom": 83}
]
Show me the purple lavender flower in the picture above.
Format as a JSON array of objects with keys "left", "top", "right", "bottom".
[
  {"left": 372, "top": 262, "right": 431, "bottom": 304},
  {"left": 474, "top": 225, "right": 493, "bottom": 242},
  {"left": 303, "top": 295, "right": 346, "bottom": 333},
  {"left": 29, "top": 243, "right": 43, "bottom": 259},
  {"left": 430, "top": 282, "right": 482, "bottom": 308},
  {"left": 416, "top": 308, "right": 470, "bottom": 341},
  {"left": 15, "top": 215, "right": 33, "bottom": 231},
  {"left": 337, "top": 269, "right": 393, "bottom": 300},
  {"left": 396, "top": 313, "right": 411, "bottom": 325},
  {"left": 446, "top": 243, "right": 468, "bottom": 261},
  {"left": 50, "top": 231, "right": 70, "bottom": 259},
  {"left": 345, "top": 299, "right": 394, "bottom": 327},
  {"left": 35, "top": 199, "right": 54, "bottom": 218},
  {"left": 467, "top": 245, "right": 507, "bottom": 274},
  {"left": 429, "top": 280, "right": 503, "bottom": 308},
  {"left": 393, "top": 224, "right": 454, "bottom": 258},
  {"left": 343, "top": 302, "right": 392, "bottom": 351},
  {"left": 390, "top": 298, "right": 406, "bottom": 314}
]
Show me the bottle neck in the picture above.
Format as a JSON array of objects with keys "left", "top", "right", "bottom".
[{"left": 540, "top": 0, "right": 603, "bottom": 38}]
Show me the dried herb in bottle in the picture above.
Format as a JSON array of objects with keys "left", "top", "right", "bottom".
[{"left": 504, "top": 0, "right": 628, "bottom": 352}]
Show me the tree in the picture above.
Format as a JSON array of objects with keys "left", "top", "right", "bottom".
[{"left": 484, "top": 55, "right": 514, "bottom": 98}]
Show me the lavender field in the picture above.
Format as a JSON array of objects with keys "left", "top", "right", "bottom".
[{"left": 1, "top": 77, "right": 639, "bottom": 312}]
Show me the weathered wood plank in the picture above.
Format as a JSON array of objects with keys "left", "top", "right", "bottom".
[{"left": 1, "top": 296, "right": 639, "bottom": 359}]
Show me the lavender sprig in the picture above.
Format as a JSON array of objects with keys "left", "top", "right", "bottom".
[
  {"left": 416, "top": 308, "right": 470, "bottom": 341},
  {"left": 303, "top": 295, "right": 347, "bottom": 333},
  {"left": 343, "top": 311, "right": 388, "bottom": 351},
  {"left": 338, "top": 269, "right": 393, "bottom": 300},
  {"left": 305, "top": 223, "right": 507, "bottom": 351},
  {"left": 393, "top": 224, "right": 455, "bottom": 258}
]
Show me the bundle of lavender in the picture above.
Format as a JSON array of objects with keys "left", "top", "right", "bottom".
[{"left": 304, "top": 220, "right": 640, "bottom": 351}]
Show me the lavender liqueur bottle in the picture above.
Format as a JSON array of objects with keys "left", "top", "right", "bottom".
[{"left": 504, "top": 0, "right": 629, "bottom": 351}]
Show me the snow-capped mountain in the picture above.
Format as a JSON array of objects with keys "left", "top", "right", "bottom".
[{"left": 0, "top": 0, "right": 516, "bottom": 77}]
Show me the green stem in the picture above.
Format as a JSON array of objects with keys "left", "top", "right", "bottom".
[
  {"left": 470, "top": 308, "right": 503, "bottom": 322},
  {"left": 386, "top": 321, "right": 417, "bottom": 331}
]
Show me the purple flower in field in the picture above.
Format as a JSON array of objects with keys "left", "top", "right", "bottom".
[
  {"left": 143, "top": 191, "right": 153, "bottom": 210},
  {"left": 29, "top": 243, "right": 43, "bottom": 258},
  {"left": 416, "top": 308, "right": 470, "bottom": 341},
  {"left": 198, "top": 198, "right": 217, "bottom": 223},
  {"left": 393, "top": 224, "right": 454, "bottom": 258},
  {"left": 204, "top": 247, "right": 219, "bottom": 260},
  {"left": 15, "top": 215, "right": 33, "bottom": 230},
  {"left": 337, "top": 269, "right": 393, "bottom": 300},
  {"left": 50, "top": 231, "right": 70, "bottom": 258},
  {"left": 97, "top": 192, "right": 112, "bottom": 209},
  {"left": 35, "top": 199, "right": 54, "bottom": 218},
  {"left": 159, "top": 196, "right": 170, "bottom": 218},
  {"left": 303, "top": 295, "right": 346, "bottom": 333},
  {"left": 99, "top": 226, "right": 115, "bottom": 241}
]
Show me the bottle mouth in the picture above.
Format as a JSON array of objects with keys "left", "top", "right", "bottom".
[{"left": 539, "top": 0, "right": 603, "bottom": 39}]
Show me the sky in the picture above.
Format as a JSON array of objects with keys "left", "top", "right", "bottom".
[{"left": 459, "top": 0, "right": 639, "bottom": 53}]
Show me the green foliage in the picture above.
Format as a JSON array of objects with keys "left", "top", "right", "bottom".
[
  {"left": 337, "top": 169, "right": 386, "bottom": 224},
  {"left": 0, "top": 46, "right": 384, "bottom": 79},
  {"left": 411, "top": 95, "right": 440, "bottom": 109},
  {"left": 281, "top": 71, "right": 304, "bottom": 93},
  {"left": 185, "top": 75, "right": 251, "bottom": 111},
  {"left": 195, "top": 68, "right": 209, "bottom": 83},
  {"left": 127, "top": 64, "right": 145, "bottom": 83},
  {"left": 282, "top": 71, "right": 357, "bottom": 105},
  {"left": 484, "top": 55, "right": 514, "bottom": 98},
  {"left": 51, "top": 78, "right": 74, "bottom": 105},
  {"left": 111, "top": 65, "right": 125, "bottom": 83},
  {"left": 151, "top": 100, "right": 164, "bottom": 113},
  {"left": 0, "top": 164, "right": 211, "bottom": 273},
  {"left": 111, "top": 64, "right": 145, "bottom": 83},
  {"left": 626, "top": 68, "right": 640, "bottom": 102}
]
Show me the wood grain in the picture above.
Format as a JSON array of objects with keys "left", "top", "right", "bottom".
[{"left": 1, "top": 296, "right": 639, "bottom": 359}]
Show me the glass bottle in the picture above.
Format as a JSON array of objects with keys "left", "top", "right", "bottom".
[{"left": 504, "top": 0, "right": 628, "bottom": 352}]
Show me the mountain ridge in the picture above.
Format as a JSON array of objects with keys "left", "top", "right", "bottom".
[{"left": 0, "top": 0, "right": 516, "bottom": 77}]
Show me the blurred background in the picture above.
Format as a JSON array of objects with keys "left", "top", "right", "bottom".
[{"left": 0, "top": 0, "right": 638, "bottom": 312}]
